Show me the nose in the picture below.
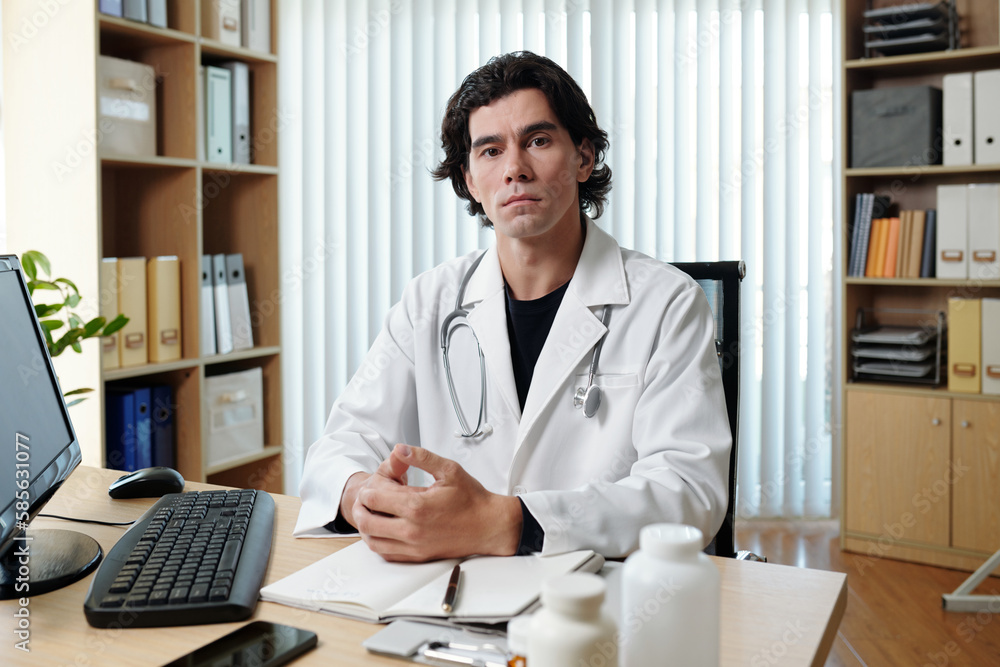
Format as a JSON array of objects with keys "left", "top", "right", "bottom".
[{"left": 503, "top": 148, "right": 532, "bottom": 183}]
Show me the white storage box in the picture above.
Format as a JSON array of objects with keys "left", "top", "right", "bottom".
[
  {"left": 205, "top": 367, "right": 264, "bottom": 467},
  {"left": 97, "top": 55, "right": 157, "bottom": 157}
]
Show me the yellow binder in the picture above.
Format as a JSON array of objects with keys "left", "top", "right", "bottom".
[
  {"left": 117, "top": 257, "right": 148, "bottom": 368},
  {"left": 100, "top": 258, "right": 120, "bottom": 370},
  {"left": 948, "top": 298, "right": 981, "bottom": 393},
  {"left": 147, "top": 256, "right": 182, "bottom": 363}
]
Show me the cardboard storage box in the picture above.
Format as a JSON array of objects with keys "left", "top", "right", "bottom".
[
  {"left": 205, "top": 367, "right": 264, "bottom": 467},
  {"left": 851, "top": 85, "right": 942, "bottom": 168},
  {"left": 97, "top": 55, "right": 157, "bottom": 157}
]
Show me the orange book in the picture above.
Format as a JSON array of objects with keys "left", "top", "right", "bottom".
[
  {"left": 883, "top": 217, "right": 901, "bottom": 277},
  {"left": 908, "top": 210, "right": 926, "bottom": 278},
  {"left": 866, "top": 218, "right": 884, "bottom": 277},
  {"left": 873, "top": 218, "right": 891, "bottom": 277},
  {"left": 898, "top": 211, "right": 912, "bottom": 278}
]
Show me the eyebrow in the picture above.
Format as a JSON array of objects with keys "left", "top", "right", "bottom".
[{"left": 470, "top": 120, "right": 559, "bottom": 150}]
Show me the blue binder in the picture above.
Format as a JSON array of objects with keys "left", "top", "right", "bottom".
[
  {"left": 105, "top": 389, "right": 136, "bottom": 471},
  {"left": 132, "top": 387, "right": 153, "bottom": 470},
  {"left": 151, "top": 385, "right": 175, "bottom": 469}
]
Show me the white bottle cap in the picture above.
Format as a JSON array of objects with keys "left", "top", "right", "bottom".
[
  {"left": 507, "top": 614, "right": 533, "bottom": 656},
  {"left": 640, "top": 523, "right": 704, "bottom": 559},
  {"left": 541, "top": 573, "right": 606, "bottom": 615}
]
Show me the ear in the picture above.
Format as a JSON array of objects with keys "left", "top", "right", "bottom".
[
  {"left": 463, "top": 166, "right": 481, "bottom": 203},
  {"left": 576, "top": 139, "right": 596, "bottom": 183}
]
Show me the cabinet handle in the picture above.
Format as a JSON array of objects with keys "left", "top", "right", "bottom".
[
  {"left": 961, "top": 421, "right": 970, "bottom": 429},
  {"left": 932, "top": 418, "right": 941, "bottom": 426}
]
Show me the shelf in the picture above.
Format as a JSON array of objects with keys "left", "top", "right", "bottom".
[
  {"left": 201, "top": 162, "right": 279, "bottom": 175},
  {"left": 199, "top": 38, "right": 277, "bottom": 64},
  {"left": 845, "top": 46, "right": 1000, "bottom": 77},
  {"left": 105, "top": 359, "right": 199, "bottom": 381},
  {"left": 101, "top": 155, "right": 199, "bottom": 169},
  {"left": 846, "top": 164, "right": 1000, "bottom": 178},
  {"left": 205, "top": 445, "right": 283, "bottom": 476},
  {"left": 846, "top": 278, "right": 1000, "bottom": 287},
  {"left": 846, "top": 382, "right": 1000, "bottom": 403},
  {"left": 203, "top": 346, "right": 281, "bottom": 366},
  {"left": 99, "top": 15, "right": 196, "bottom": 46}
]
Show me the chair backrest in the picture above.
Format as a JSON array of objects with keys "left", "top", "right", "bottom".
[{"left": 671, "top": 261, "right": 744, "bottom": 558}]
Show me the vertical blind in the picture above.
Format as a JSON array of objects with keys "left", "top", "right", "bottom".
[{"left": 278, "top": 0, "right": 839, "bottom": 520}]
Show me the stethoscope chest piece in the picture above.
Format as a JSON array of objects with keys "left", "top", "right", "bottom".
[{"left": 574, "top": 384, "right": 602, "bottom": 418}]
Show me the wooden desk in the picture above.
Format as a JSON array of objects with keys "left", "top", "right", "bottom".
[{"left": 1, "top": 467, "right": 846, "bottom": 665}]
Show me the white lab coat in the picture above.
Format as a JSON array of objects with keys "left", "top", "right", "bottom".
[{"left": 294, "top": 218, "right": 731, "bottom": 558}]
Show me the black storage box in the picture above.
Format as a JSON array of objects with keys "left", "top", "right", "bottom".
[{"left": 851, "top": 85, "right": 942, "bottom": 168}]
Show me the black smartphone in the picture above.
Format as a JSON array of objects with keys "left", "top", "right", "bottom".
[{"left": 161, "top": 621, "right": 318, "bottom": 667}]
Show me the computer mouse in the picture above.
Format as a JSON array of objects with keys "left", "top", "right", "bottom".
[{"left": 108, "top": 467, "right": 185, "bottom": 499}]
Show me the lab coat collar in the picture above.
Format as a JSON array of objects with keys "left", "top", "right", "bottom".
[{"left": 460, "top": 216, "right": 631, "bottom": 309}]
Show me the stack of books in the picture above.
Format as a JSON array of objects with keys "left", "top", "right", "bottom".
[{"left": 847, "top": 193, "right": 937, "bottom": 278}]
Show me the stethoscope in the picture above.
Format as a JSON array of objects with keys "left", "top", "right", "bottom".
[{"left": 441, "top": 252, "right": 612, "bottom": 438}]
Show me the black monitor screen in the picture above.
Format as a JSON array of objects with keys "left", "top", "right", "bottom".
[{"left": 0, "top": 258, "right": 80, "bottom": 559}]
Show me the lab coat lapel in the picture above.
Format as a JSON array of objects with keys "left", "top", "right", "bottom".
[
  {"left": 464, "top": 247, "right": 522, "bottom": 422},
  {"left": 516, "top": 219, "right": 631, "bottom": 444}
]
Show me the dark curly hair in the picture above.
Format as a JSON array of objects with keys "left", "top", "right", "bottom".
[{"left": 432, "top": 51, "right": 612, "bottom": 227}]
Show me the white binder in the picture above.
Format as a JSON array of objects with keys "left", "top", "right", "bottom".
[
  {"left": 226, "top": 253, "right": 254, "bottom": 351},
  {"left": 974, "top": 69, "right": 1000, "bottom": 165},
  {"left": 242, "top": 0, "right": 271, "bottom": 54},
  {"left": 220, "top": 62, "right": 250, "bottom": 164},
  {"left": 968, "top": 183, "right": 1000, "bottom": 281},
  {"left": 983, "top": 298, "right": 1000, "bottom": 396},
  {"left": 123, "top": 0, "right": 147, "bottom": 22},
  {"left": 936, "top": 184, "right": 969, "bottom": 279},
  {"left": 148, "top": 0, "right": 167, "bottom": 28},
  {"left": 213, "top": 253, "right": 234, "bottom": 355},
  {"left": 205, "top": 66, "right": 233, "bottom": 164},
  {"left": 943, "top": 72, "right": 974, "bottom": 166},
  {"left": 200, "top": 255, "right": 217, "bottom": 356}
]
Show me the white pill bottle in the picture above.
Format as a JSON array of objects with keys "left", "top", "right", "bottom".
[
  {"left": 621, "top": 523, "right": 720, "bottom": 667},
  {"left": 528, "top": 573, "right": 618, "bottom": 667}
]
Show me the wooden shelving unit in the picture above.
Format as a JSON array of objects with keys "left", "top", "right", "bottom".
[
  {"left": 840, "top": 0, "right": 1000, "bottom": 571},
  {"left": 2, "top": 1, "right": 282, "bottom": 493}
]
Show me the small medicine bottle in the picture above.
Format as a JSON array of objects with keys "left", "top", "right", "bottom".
[
  {"left": 506, "top": 614, "right": 532, "bottom": 666},
  {"left": 621, "top": 523, "right": 720, "bottom": 667},
  {"left": 527, "top": 573, "right": 617, "bottom": 667}
]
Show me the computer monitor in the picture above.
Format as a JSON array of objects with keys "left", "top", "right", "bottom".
[{"left": 0, "top": 255, "right": 102, "bottom": 599}]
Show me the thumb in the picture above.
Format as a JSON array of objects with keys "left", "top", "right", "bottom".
[{"left": 392, "top": 444, "right": 461, "bottom": 482}]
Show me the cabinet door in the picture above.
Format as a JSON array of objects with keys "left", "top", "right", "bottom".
[
  {"left": 952, "top": 400, "right": 1000, "bottom": 553},
  {"left": 845, "top": 392, "right": 951, "bottom": 547}
]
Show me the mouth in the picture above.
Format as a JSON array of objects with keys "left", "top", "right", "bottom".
[{"left": 503, "top": 195, "right": 541, "bottom": 207}]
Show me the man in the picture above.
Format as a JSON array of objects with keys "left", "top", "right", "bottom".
[{"left": 294, "top": 52, "right": 731, "bottom": 562}]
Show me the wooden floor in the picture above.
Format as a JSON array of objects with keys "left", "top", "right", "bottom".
[{"left": 736, "top": 521, "right": 1000, "bottom": 666}]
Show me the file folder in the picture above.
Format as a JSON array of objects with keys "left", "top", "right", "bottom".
[
  {"left": 147, "top": 256, "right": 183, "bottom": 363},
  {"left": 974, "top": 69, "right": 1000, "bottom": 165},
  {"left": 201, "top": 255, "right": 217, "bottom": 356},
  {"left": 943, "top": 72, "right": 973, "bottom": 166},
  {"left": 983, "top": 299, "right": 1000, "bottom": 396},
  {"left": 148, "top": 0, "right": 168, "bottom": 28},
  {"left": 213, "top": 254, "right": 234, "bottom": 355},
  {"left": 242, "top": 0, "right": 271, "bottom": 53},
  {"left": 226, "top": 253, "right": 254, "bottom": 351},
  {"left": 105, "top": 388, "right": 137, "bottom": 471},
  {"left": 132, "top": 386, "right": 153, "bottom": 470},
  {"left": 117, "top": 257, "right": 148, "bottom": 367},
  {"left": 203, "top": 0, "right": 242, "bottom": 47},
  {"left": 920, "top": 209, "right": 937, "bottom": 277},
  {"left": 948, "top": 298, "right": 981, "bottom": 394},
  {"left": 205, "top": 66, "right": 233, "bottom": 164},
  {"left": 99, "top": 0, "right": 123, "bottom": 17},
  {"left": 123, "top": 0, "right": 147, "bottom": 22},
  {"left": 101, "top": 258, "right": 121, "bottom": 370},
  {"left": 967, "top": 184, "right": 1000, "bottom": 281},
  {"left": 936, "top": 185, "right": 968, "bottom": 279},
  {"left": 220, "top": 62, "right": 251, "bottom": 164},
  {"left": 151, "top": 385, "right": 176, "bottom": 468}
]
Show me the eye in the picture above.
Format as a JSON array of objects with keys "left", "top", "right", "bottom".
[
  {"left": 482, "top": 147, "right": 500, "bottom": 158},
  {"left": 530, "top": 136, "right": 549, "bottom": 147}
]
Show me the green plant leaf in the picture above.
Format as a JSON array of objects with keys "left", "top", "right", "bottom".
[
  {"left": 41, "top": 320, "right": 64, "bottom": 332},
  {"left": 42, "top": 327, "right": 54, "bottom": 351},
  {"left": 63, "top": 388, "right": 93, "bottom": 396},
  {"left": 64, "top": 397, "right": 87, "bottom": 408},
  {"left": 34, "top": 303, "right": 62, "bottom": 318},
  {"left": 66, "top": 293, "right": 82, "bottom": 308},
  {"left": 55, "top": 277, "right": 79, "bottom": 294},
  {"left": 102, "top": 314, "right": 129, "bottom": 337},
  {"left": 21, "top": 254, "right": 37, "bottom": 281},
  {"left": 71, "top": 341, "right": 82, "bottom": 353},
  {"left": 82, "top": 317, "right": 105, "bottom": 338},
  {"left": 29, "top": 280, "right": 60, "bottom": 292},
  {"left": 69, "top": 315, "right": 83, "bottom": 329},
  {"left": 24, "top": 250, "right": 51, "bottom": 277}
]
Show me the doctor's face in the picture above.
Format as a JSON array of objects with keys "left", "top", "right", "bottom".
[{"left": 463, "top": 88, "right": 595, "bottom": 243}]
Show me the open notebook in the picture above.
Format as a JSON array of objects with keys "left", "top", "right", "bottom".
[{"left": 260, "top": 541, "right": 604, "bottom": 624}]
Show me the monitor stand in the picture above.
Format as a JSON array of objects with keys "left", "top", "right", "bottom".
[{"left": 0, "top": 529, "right": 103, "bottom": 599}]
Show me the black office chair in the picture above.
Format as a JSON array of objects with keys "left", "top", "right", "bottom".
[{"left": 671, "top": 261, "right": 755, "bottom": 560}]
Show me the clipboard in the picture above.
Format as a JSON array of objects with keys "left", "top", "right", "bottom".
[{"left": 363, "top": 620, "right": 510, "bottom": 666}]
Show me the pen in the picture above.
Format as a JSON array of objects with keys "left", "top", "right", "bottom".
[{"left": 441, "top": 564, "right": 461, "bottom": 613}]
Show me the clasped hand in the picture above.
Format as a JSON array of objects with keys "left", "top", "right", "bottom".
[{"left": 345, "top": 444, "right": 522, "bottom": 562}]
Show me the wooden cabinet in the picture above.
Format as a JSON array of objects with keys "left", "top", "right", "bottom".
[
  {"left": 839, "top": 0, "right": 1000, "bottom": 570},
  {"left": 3, "top": 2, "right": 282, "bottom": 492}
]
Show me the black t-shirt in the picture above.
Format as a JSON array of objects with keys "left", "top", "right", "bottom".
[{"left": 504, "top": 281, "right": 570, "bottom": 410}]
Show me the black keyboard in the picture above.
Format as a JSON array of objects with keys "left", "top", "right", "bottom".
[{"left": 84, "top": 488, "right": 274, "bottom": 628}]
